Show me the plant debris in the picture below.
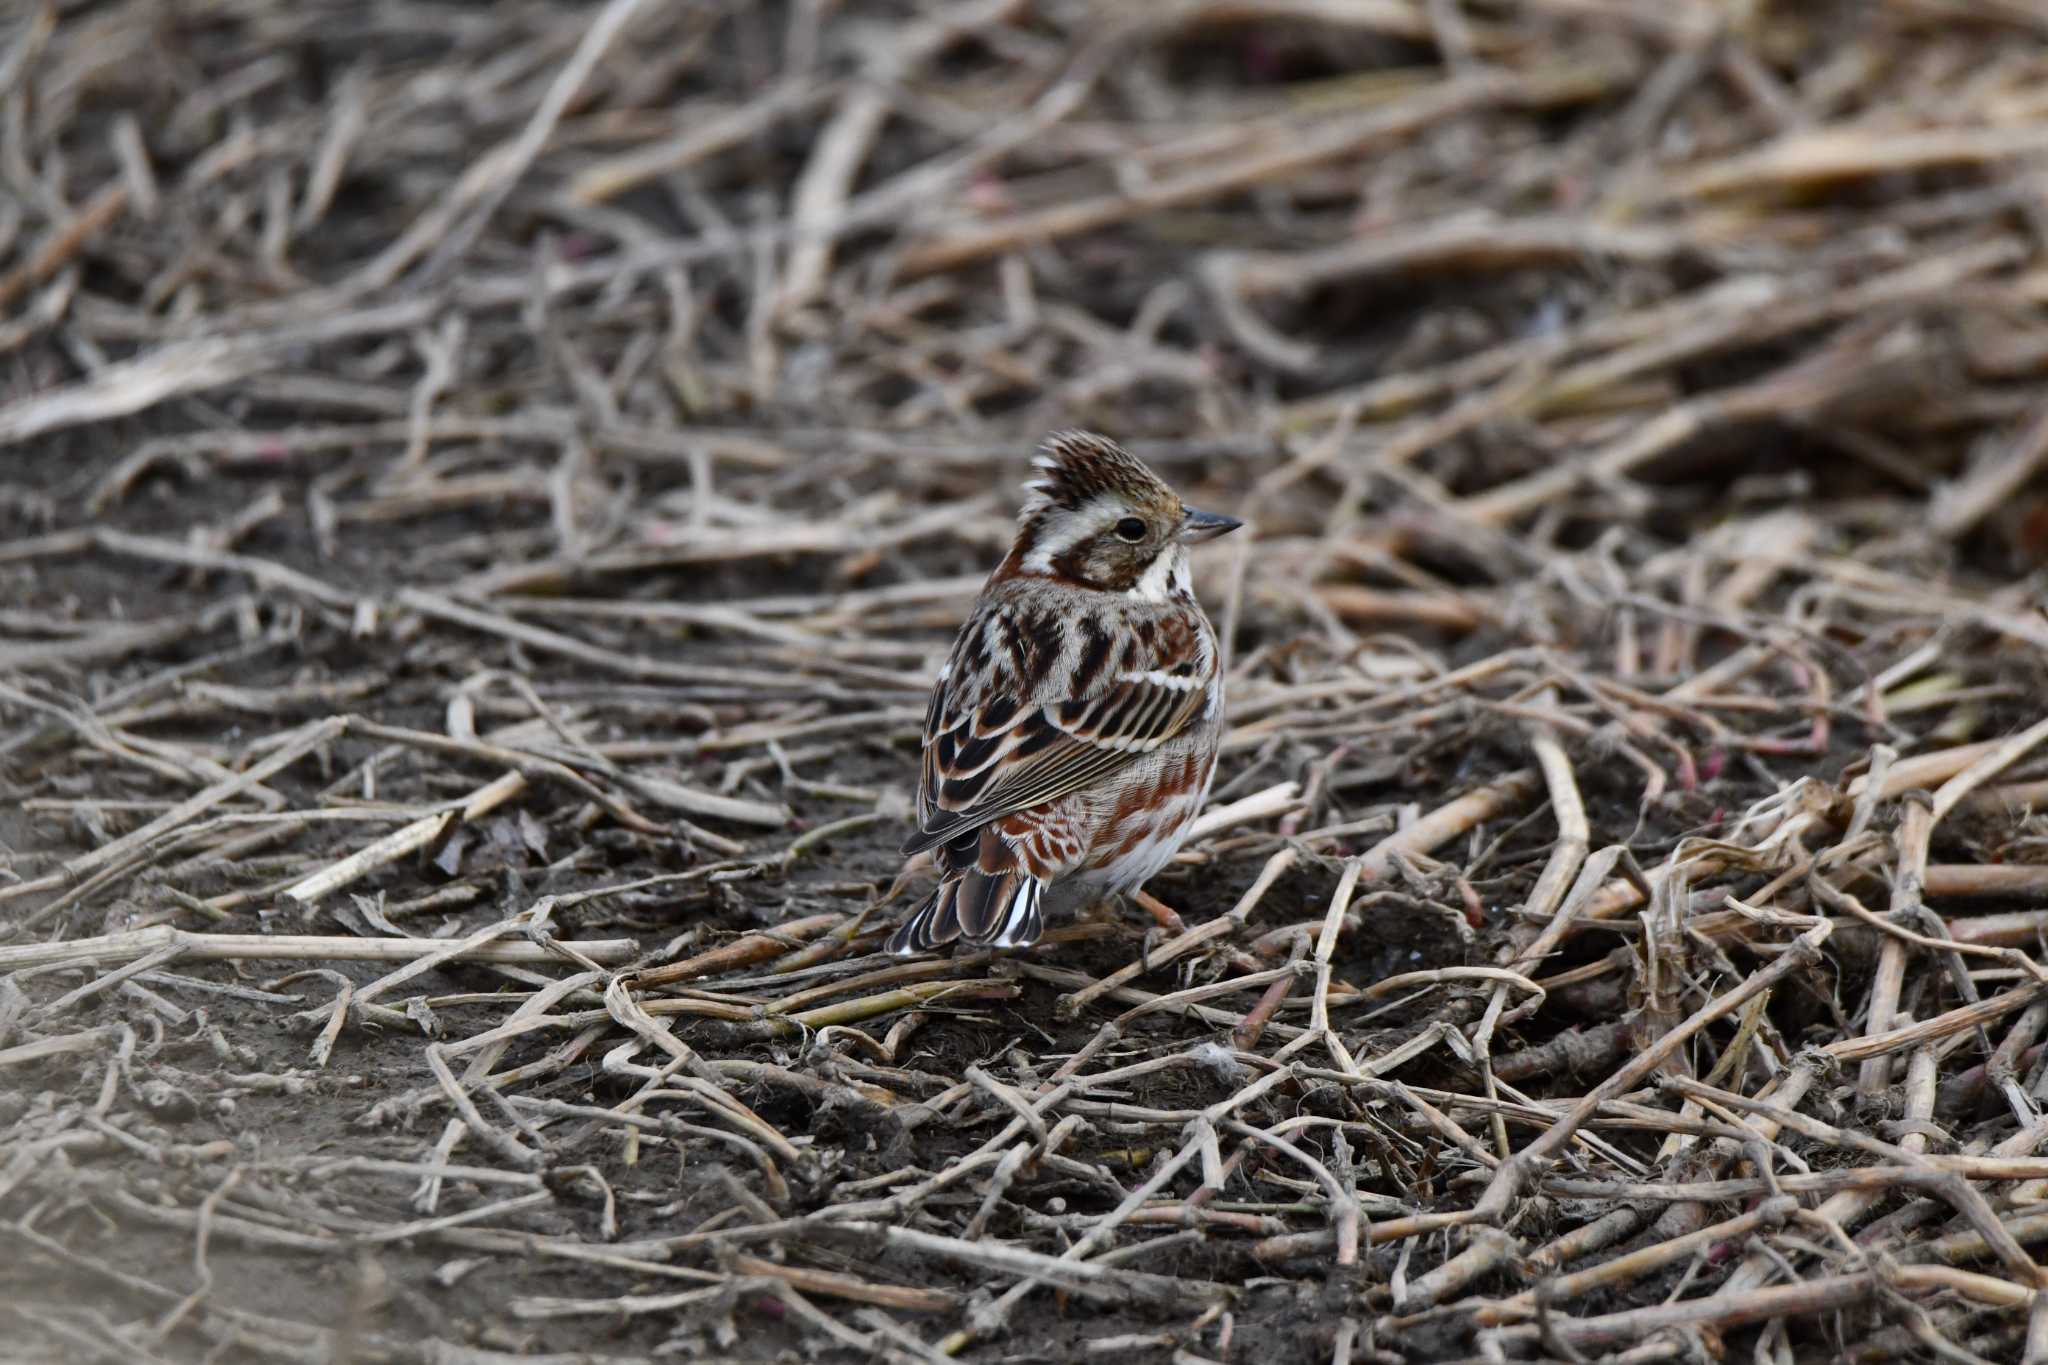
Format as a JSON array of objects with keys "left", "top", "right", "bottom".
[{"left": 8, "top": 2, "right": 2048, "bottom": 1362}]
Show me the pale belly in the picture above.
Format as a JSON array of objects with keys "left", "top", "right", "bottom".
[{"left": 1063, "top": 724, "right": 1219, "bottom": 895}]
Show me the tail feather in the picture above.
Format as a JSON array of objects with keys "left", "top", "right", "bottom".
[
  {"left": 987, "top": 876, "right": 1043, "bottom": 948},
  {"left": 886, "top": 870, "right": 1047, "bottom": 955},
  {"left": 954, "top": 868, "right": 1014, "bottom": 941},
  {"left": 885, "top": 880, "right": 962, "bottom": 955}
]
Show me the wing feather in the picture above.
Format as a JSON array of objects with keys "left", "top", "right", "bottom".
[{"left": 904, "top": 603, "right": 1212, "bottom": 857}]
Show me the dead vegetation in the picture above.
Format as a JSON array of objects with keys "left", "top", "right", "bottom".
[{"left": 8, "top": 1, "right": 2048, "bottom": 1361}]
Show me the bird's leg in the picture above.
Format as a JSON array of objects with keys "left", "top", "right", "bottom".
[
  {"left": 1128, "top": 890, "right": 1188, "bottom": 971},
  {"left": 1131, "top": 888, "right": 1186, "bottom": 936}
]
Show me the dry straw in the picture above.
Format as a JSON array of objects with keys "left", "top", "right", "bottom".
[{"left": 8, "top": 2, "right": 2048, "bottom": 1362}]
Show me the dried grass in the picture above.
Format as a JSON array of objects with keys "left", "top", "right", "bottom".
[{"left": 7, "top": 2, "right": 2048, "bottom": 1361}]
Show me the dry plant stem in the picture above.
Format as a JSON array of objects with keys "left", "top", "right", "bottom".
[
  {"left": 364, "top": 0, "right": 658, "bottom": 290},
  {"left": 1469, "top": 919, "right": 1831, "bottom": 1224},
  {"left": 1233, "top": 938, "right": 1306, "bottom": 1051},
  {"left": 1930, "top": 866, "right": 2048, "bottom": 899},
  {"left": 1933, "top": 400, "right": 2048, "bottom": 538},
  {"left": 1185, "top": 780, "right": 1302, "bottom": 841},
  {"left": 397, "top": 587, "right": 840, "bottom": 704},
  {"left": 0, "top": 181, "right": 128, "bottom": 313},
  {"left": 729, "top": 1255, "right": 956, "bottom": 1314},
  {"left": 1858, "top": 926, "right": 1910, "bottom": 1095},
  {"left": 1512, "top": 1202, "right": 1656, "bottom": 1285},
  {"left": 0, "top": 300, "right": 437, "bottom": 445},
  {"left": 941, "top": 1069, "right": 1302, "bottom": 1350},
  {"left": 1490, "top": 1264, "right": 2030, "bottom": 1352},
  {"left": 340, "top": 716, "right": 665, "bottom": 832},
  {"left": 1666, "top": 1075, "right": 2048, "bottom": 1286},
  {"left": 776, "top": 0, "right": 1028, "bottom": 312},
  {"left": 1560, "top": 1167, "right": 1851, "bottom": 1210},
  {"left": 0, "top": 927, "right": 635, "bottom": 971},
  {"left": 282, "top": 770, "right": 527, "bottom": 905},
  {"left": 27, "top": 716, "right": 344, "bottom": 888},
  {"left": 1058, "top": 847, "right": 1299, "bottom": 1018},
  {"left": 1470, "top": 700, "right": 1587, "bottom": 1155},
  {"left": 1310, "top": 858, "right": 1367, "bottom": 1041},
  {"left": 1571, "top": 738, "right": 2011, "bottom": 927},
  {"left": 900, "top": 70, "right": 1562, "bottom": 276},
  {"left": 2029, "top": 1294, "right": 2048, "bottom": 1365},
  {"left": 836, "top": 1222, "right": 1223, "bottom": 1311},
  {"left": 565, "top": 80, "right": 834, "bottom": 206},
  {"left": 1357, "top": 769, "right": 1540, "bottom": 884},
  {"left": 1828, "top": 983, "right": 2048, "bottom": 1063},
  {"left": 1931, "top": 715, "right": 2048, "bottom": 825},
  {"left": 632, "top": 914, "right": 846, "bottom": 986}
]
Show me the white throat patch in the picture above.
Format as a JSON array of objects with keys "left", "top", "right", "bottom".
[{"left": 1128, "top": 546, "right": 1188, "bottom": 603}]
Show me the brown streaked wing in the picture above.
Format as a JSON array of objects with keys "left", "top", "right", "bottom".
[
  {"left": 902, "top": 626, "right": 1211, "bottom": 857},
  {"left": 913, "top": 598, "right": 1055, "bottom": 833}
]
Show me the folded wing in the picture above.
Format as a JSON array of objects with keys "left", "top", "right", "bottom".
[{"left": 903, "top": 616, "right": 1211, "bottom": 858}]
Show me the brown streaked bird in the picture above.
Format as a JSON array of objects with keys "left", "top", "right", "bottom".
[{"left": 886, "top": 431, "right": 1241, "bottom": 955}]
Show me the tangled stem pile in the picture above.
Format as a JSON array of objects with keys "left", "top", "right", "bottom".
[{"left": 7, "top": 3, "right": 2048, "bottom": 1361}]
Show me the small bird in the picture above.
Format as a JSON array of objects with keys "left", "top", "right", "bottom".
[{"left": 886, "top": 431, "right": 1242, "bottom": 955}]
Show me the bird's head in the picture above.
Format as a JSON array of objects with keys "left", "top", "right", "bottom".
[{"left": 1004, "top": 431, "right": 1240, "bottom": 600}]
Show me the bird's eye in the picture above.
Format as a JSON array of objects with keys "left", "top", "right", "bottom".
[{"left": 1113, "top": 517, "right": 1147, "bottom": 543}]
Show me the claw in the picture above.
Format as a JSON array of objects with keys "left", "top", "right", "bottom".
[{"left": 1139, "top": 923, "right": 1164, "bottom": 972}]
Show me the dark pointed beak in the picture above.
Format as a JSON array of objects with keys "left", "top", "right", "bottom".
[{"left": 1178, "top": 508, "right": 1243, "bottom": 544}]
